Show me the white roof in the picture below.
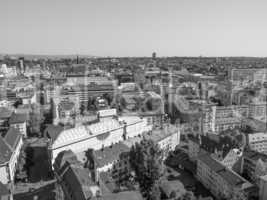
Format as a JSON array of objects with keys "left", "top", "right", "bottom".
[
  {"left": 53, "top": 126, "right": 90, "bottom": 148},
  {"left": 52, "top": 116, "right": 145, "bottom": 149},
  {"left": 98, "top": 109, "right": 117, "bottom": 117},
  {"left": 119, "top": 116, "right": 143, "bottom": 124}
]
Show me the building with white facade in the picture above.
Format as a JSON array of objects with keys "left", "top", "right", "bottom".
[
  {"left": 241, "top": 150, "right": 267, "bottom": 185},
  {"left": 248, "top": 132, "right": 267, "bottom": 154},
  {"left": 197, "top": 154, "right": 253, "bottom": 200},
  {"left": 46, "top": 116, "right": 152, "bottom": 164},
  {"left": 0, "top": 128, "right": 23, "bottom": 185},
  {"left": 249, "top": 101, "right": 267, "bottom": 123},
  {"left": 93, "top": 124, "right": 180, "bottom": 183},
  {"left": 9, "top": 113, "right": 28, "bottom": 137}
]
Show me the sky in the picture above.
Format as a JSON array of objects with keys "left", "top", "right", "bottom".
[{"left": 1, "top": 0, "right": 267, "bottom": 57}]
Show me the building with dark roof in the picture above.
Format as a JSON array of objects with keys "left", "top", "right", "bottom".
[
  {"left": 94, "top": 142, "right": 130, "bottom": 183},
  {"left": 197, "top": 153, "right": 252, "bottom": 200},
  {"left": 242, "top": 150, "right": 267, "bottom": 185},
  {"left": 53, "top": 150, "right": 100, "bottom": 200},
  {"left": 9, "top": 113, "right": 28, "bottom": 137},
  {"left": 0, "top": 127, "right": 23, "bottom": 185}
]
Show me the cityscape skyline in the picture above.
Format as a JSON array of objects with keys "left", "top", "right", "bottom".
[{"left": 2, "top": 0, "right": 267, "bottom": 57}]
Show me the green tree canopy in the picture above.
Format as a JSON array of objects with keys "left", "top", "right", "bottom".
[{"left": 129, "top": 138, "right": 164, "bottom": 200}]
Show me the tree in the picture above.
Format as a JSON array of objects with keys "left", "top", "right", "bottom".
[
  {"left": 80, "top": 104, "right": 85, "bottom": 115},
  {"left": 231, "top": 190, "right": 248, "bottom": 200},
  {"left": 150, "top": 182, "right": 161, "bottom": 200},
  {"left": 129, "top": 138, "right": 164, "bottom": 200},
  {"left": 14, "top": 98, "right": 22, "bottom": 108}
]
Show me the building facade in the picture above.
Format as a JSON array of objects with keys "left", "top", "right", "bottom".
[
  {"left": 0, "top": 128, "right": 23, "bottom": 185},
  {"left": 197, "top": 154, "right": 252, "bottom": 200}
]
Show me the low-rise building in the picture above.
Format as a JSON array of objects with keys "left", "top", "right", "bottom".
[
  {"left": 8, "top": 113, "right": 28, "bottom": 137},
  {"left": 53, "top": 150, "right": 100, "bottom": 200},
  {"left": 93, "top": 142, "right": 130, "bottom": 183},
  {"left": 197, "top": 154, "right": 252, "bottom": 200},
  {"left": 0, "top": 128, "right": 23, "bottom": 186},
  {"left": 248, "top": 132, "right": 267, "bottom": 154},
  {"left": 241, "top": 150, "right": 267, "bottom": 185},
  {"left": 0, "top": 108, "right": 12, "bottom": 129},
  {"left": 46, "top": 116, "right": 152, "bottom": 164},
  {"left": 123, "top": 124, "right": 180, "bottom": 159}
]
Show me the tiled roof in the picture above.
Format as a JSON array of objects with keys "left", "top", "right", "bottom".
[
  {"left": 63, "top": 163, "right": 93, "bottom": 200},
  {"left": 54, "top": 150, "right": 94, "bottom": 200},
  {"left": 123, "top": 125, "right": 178, "bottom": 148},
  {"left": 243, "top": 150, "right": 267, "bottom": 162},
  {"left": 0, "top": 137, "right": 12, "bottom": 165},
  {"left": 198, "top": 154, "right": 249, "bottom": 187},
  {"left": 9, "top": 113, "right": 28, "bottom": 124},
  {"left": 53, "top": 150, "right": 78, "bottom": 172},
  {"left": 99, "top": 171, "right": 118, "bottom": 193},
  {"left": 4, "top": 127, "right": 21, "bottom": 150},
  {"left": 160, "top": 180, "right": 186, "bottom": 198},
  {"left": 94, "top": 142, "right": 130, "bottom": 168}
]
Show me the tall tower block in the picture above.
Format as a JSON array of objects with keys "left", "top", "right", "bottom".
[{"left": 168, "top": 67, "right": 176, "bottom": 115}]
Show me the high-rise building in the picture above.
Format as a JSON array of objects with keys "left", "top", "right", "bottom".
[
  {"left": 19, "top": 57, "right": 25, "bottom": 74},
  {"left": 152, "top": 52, "right": 156, "bottom": 59}
]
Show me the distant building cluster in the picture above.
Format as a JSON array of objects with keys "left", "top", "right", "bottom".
[{"left": 0, "top": 55, "right": 267, "bottom": 200}]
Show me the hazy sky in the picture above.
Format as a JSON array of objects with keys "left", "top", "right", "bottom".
[{"left": 1, "top": 0, "right": 267, "bottom": 57}]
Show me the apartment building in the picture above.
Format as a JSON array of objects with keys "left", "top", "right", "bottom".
[
  {"left": 241, "top": 150, "right": 267, "bottom": 185},
  {"left": 46, "top": 115, "right": 152, "bottom": 164},
  {"left": 0, "top": 128, "right": 23, "bottom": 185},
  {"left": 248, "top": 132, "right": 267, "bottom": 154},
  {"left": 53, "top": 150, "right": 100, "bottom": 200},
  {"left": 197, "top": 154, "right": 252, "bottom": 200},
  {"left": 8, "top": 113, "right": 28, "bottom": 137}
]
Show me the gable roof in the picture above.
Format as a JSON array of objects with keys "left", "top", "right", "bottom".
[
  {"left": 94, "top": 142, "right": 130, "bottom": 168},
  {"left": 53, "top": 150, "right": 78, "bottom": 172},
  {"left": 44, "top": 125, "right": 64, "bottom": 142},
  {"left": 0, "top": 137, "right": 12, "bottom": 165},
  {"left": 63, "top": 164, "right": 93, "bottom": 199},
  {"left": 0, "top": 127, "right": 22, "bottom": 165},
  {"left": 4, "top": 128, "right": 21, "bottom": 150},
  {"left": 199, "top": 154, "right": 250, "bottom": 187}
]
